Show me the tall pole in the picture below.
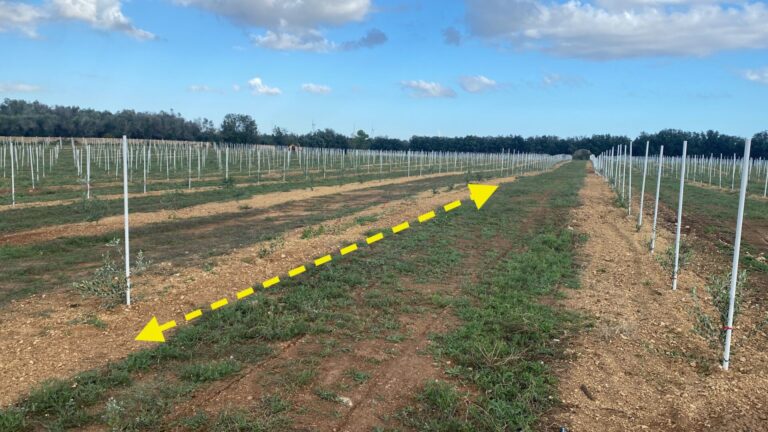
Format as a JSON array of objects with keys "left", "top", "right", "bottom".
[
  {"left": 628, "top": 141, "right": 633, "bottom": 215},
  {"left": 10, "top": 142, "right": 15, "bottom": 207},
  {"left": 672, "top": 141, "right": 688, "bottom": 290},
  {"left": 637, "top": 141, "right": 649, "bottom": 228},
  {"left": 122, "top": 136, "right": 132, "bottom": 306},
  {"left": 86, "top": 143, "right": 91, "bottom": 199},
  {"left": 722, "top": 138, "right": 752, "bottom": 371},
  {"left": 650, "top": 146, "right": 664, "bottom": 253}
]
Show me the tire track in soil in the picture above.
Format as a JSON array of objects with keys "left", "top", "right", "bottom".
[{"left": 545, "top": 165, "right": 768, "bottom": 432}]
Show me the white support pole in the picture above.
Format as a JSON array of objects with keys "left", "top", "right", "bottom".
[
  {"left": 122, "top": 136, "right": 132, "bottom": 306},
  {"left": 10, "top": 142, "right": 15, "bottom": 207},
  {"left": 722, "top": 138, "right": 752, "bottom": 371},
  {"left": 763, "top": 161, "right": 768, "bottom": 197},
  {"left": 638, "top": 141, "right": 649, "bottom": 228},
  {"left": 650, "top": 145, "right": 664, "bottom": 253},
  {"left": 672, "top": 141, "right": 688, "bottom": 290},
  {"left": 86, "top": 143, "right": 91, "bottom": 199},
  {"left": 628, "top": 141, "right": 633, "bottom": 215}
]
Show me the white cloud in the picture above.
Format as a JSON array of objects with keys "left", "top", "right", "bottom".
[
  {"left": 174, "top": 0, "right": 371, "bottom": 29},
  {"left": 459, "top": 75, "right": 497, "bottom": 93},
  {"left": 744, "top": 68, "right": 768, "bottom": 85},
  {"left": 52, "top": 0, "right": 154, "bottom": 39},
  {"left": 251, "top": 30, "right": 335, "bottom": 52},
  {"left": 188, "top": 84, "right": 225, "bottom": 93},
  {"left": 466, "top": 0, "right": 768, "bottom": 59},
  {"left": 232, "top": 84, "right": 241, "bottom": 92},
  {"left": 540, "top": 73, "right": 585, "bottom": 88},
  {"left": 400, "top": 80, "right": 456, "bottom": 98},
  {"left": 0, "top": 2, "right": 47, "bottom": 37},
  {"left": 0, "top": 82, "right": 41, "bottom": 93},
  {"left": 174, "top": 0, "right": 381, "bottom": 52},
  {"left": 248, "top": 77, "right": 281, "bottom": 95},
  {"left": 301, "top": 83, "right": 332, "bottom": 94},
  {"left": 0, "top": 0, "right": 153, "bottom": 39}
]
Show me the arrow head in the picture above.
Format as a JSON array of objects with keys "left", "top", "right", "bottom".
[
  {"left": 135, "top": 316, "right": 166, "bottom": 343},
  {"left": 467, "top": 184, "right": 499, "bottom": 210}
]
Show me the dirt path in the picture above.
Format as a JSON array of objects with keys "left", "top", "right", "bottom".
[
  {"left": 0, "top": 170, "right": 542, "bottom": 407},
  {"left": 0, "top": 169, "right": 401, "bottom": 212},
  {"left": 0, "top": 171, "right": 475, "bottom": 246},
  {"left": 548, "top": 166, "right": 768, "bottom": 431}
]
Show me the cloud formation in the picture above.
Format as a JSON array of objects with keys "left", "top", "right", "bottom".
[
  {"left": 176, "top": 0, "right": 378, "bottom": 52},
  {"left": 0, "top": 82, "right": 41, "bottom": 93},
  {"left": 188, "top": 84, "right": 226, "bottom": 93},
  {"left": 400, "top": 80, "right": 456, "bottom": 98},
  {"left": 251, "top": 30, "right": 334, "bottom": 52},
  {"left": 301, "top": 83, "right": 332, "bottom": 94},
  {"left": 341, "top": 28, "right": 387, "bottom": 50},
  {"left": 459, "top": 75, "right": 497, "bottom": 93},
  {"left": 744, "top": 68, "right": 768, "bottom": 85},
  {"left": 248, "top": 77, "right": 281, "bottom": 95},
  {"left": 0, "top": 0, "right": 154, "bottom": 39},
  {"left": 540, "top": 73, "right": 585, "bottom": 88},
  {"left": 465, "top": 0, "right": 768, "bottom": 58}
]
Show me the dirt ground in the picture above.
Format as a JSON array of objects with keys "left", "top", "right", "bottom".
[
  {"left": 0, "top": 171, "right": 536, "bottom": 407},
  {"left": 0, "top": 171, "right": 475, "bottom": 246},
  {"left": 546, "top": 165, "right": 768, "bottom": 431}
]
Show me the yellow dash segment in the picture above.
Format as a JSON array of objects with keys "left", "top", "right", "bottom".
[
  {"left": 160, "top": 320, "right": 177, "bottom": 331},
  {"left": 392, "top": 222, "right": 410, "bottom": 233},
  {"left": 366, "top": 232, "right": 384, "bottom": 244},
  {"left": 444, "top": 200, "right": 462, "bottom": 212},
  {"left": 315, "top": 255, "right": 332, "bottom": 267},
  {"left": 262, "top": 276, "right": 280, "bottom": 289},
  {"left": 236, "top": 287, "right": 254, "bottom": 299},
  {"left": 184, "top": 309, "right": 203, "bottom": 321},
  {"left": 418, "top": 211, "right": 436, "bottom": 223},
  {"left": 210, "top": 298, "right": 228, "bottom": 310},
  {"left": 340, "top": 243, "right": 358, "bottom": 255},
  {"left": 289, "top": 266, "right": 306, "bottom": 277}
]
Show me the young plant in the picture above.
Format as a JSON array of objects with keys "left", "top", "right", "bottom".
[{"left": 72, "top": 239, "right": 150, "bottom": 308}]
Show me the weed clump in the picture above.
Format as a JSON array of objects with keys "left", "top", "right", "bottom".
[
  {"left": 78, "top": 195, "right": 108, "bottom": 222},
  {"left": 691, "top": 271, "right": 748, "bottom": 344},
  {"left": 72, "top": 239, "right": 149, "bottom": 308},
  {"left": 657, "top": 240, "right": 693, "bottom": 272}
]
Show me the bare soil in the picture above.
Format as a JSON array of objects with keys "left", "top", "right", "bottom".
[
  {"left": 546, "top": 166, "right": 768, "bottom": 431},
  {"left": 0, "top": 171, "right": 475, "bottom": 246}
]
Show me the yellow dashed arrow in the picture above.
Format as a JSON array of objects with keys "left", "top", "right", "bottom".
[{"left": 135, "top": 183, "right": 498, "bottom": 343}]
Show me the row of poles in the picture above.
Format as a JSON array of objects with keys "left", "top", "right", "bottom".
[
  {"left": 1, "top": 136, "right": 566, "bottom": 207},
  {"left": 592, "top": 139, "right": 753, "bottom": 371},
  {"left": 4, "top": 135, "right": 569, "bottom": 306}
]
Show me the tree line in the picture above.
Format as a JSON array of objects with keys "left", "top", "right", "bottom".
[{"left": 1, "top": 99, "right": 765, "bottom": 158}]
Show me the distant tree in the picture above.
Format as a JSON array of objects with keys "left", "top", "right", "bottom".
[
  {"left": 351, "top": 129, "right": 370, "bottom": 149},
  {"left": 272, "top": 126, "right": 289, "bottom": 146},
  {"left": 573, "top": 149, "right": 591, "bottom": 160},
  {"left": 220, "top": 114, "right": 258, "bottom": 143}
]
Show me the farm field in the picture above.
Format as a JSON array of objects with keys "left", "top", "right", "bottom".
[
  {"left": 2, "top": 149, "right": 768, "bottom": 431},
  {"left": 0, "top": 157, "right": 584, "bottom": 431}
]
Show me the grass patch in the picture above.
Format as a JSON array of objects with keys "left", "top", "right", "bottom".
[{"left": 179, "top": 359, "right": 242, "bottom": 383}]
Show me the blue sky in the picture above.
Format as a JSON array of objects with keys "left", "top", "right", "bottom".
[{"left": 0, "top": 0, "right": 766, "bottom": 139}]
